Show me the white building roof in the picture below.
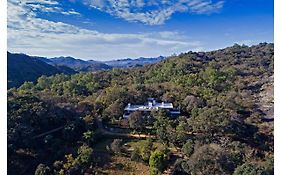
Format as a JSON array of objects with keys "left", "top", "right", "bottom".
[{"left": 124, "top": 102, "right": 173, "bottom": 112}]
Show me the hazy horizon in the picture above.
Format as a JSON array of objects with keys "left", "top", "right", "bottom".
[
  {"left": 8, "top": 42, "right": 273, "bottom": 61},
  {"left": 8, "top": 0, "right": 273, "bottom": 61}
]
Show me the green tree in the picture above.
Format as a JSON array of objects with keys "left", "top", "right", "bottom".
[
  {"left": 139, "top": 139, "right": 153, "bottom": 162},
  {"left": 34, "top": 164, "right": 51, "bottom": 175},
  {"left": 153, "top": 110, "right": 171, "bottom": 145},
  {"left": 149, "top": 150, "right": 167, "bottom": 175},
  {"left": 128, "top": 111, "right": 145, "bottom": 131},
  {"left": 19, "top": 81, "right": 34, "bottom": 91},
  {"left": 264, "top": 157, "right": 274, "bottom": 175},
  {"left": 36, "top": 75, "right": 51, "bottom": 90},
  {"left": 102, "top": 86, "right": 128, "bottom": 106},
  {"left": 83, "top": 130, "right": 94, "bottom": 145},
  {"left": 187, "top": 144, "right": 235, "bottom": 175},
  {"left": 182, "top": 95, "right": 204, "bottom": 113},
  {"left": 200, "top": 66, "right": 227, "bottom": 91},
  {"left": 175, "top": 117, "right": 192, "bottom": 145},
  {"left": 233, "top": 162, "right": 271, "bottom": 175},
  {"left": 103, "top": 101, "right": 123, "bottom": 120},
  {"left": 188, "top": 106, "right": 231, "bottom": 137},
  {"left": 182, "top": 140, "right": 194, "bottom": 157},
  {"left": 111, "top": 139, "right": 123, "bottom": 154},
  {"left": 73, "top": 145, "right": 93, "bottom": 166}
]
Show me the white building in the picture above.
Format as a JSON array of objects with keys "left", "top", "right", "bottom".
[{"left": 123, "top": 98, "right": 180, "bottom": 118}]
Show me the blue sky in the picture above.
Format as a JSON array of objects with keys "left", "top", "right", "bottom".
[{"left": 7, "top": 0, "right": 273, "bottom": 60}]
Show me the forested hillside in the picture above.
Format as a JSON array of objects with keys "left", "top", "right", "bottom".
[
  {"left": 40, "top": 57, "right": 112, "bottom": 72},
  {"left": 8, "top": 53, "right": 76, "bottom": 88},
  {"left": 103, "top": 56, "right": 165, "bottom": 68},
  {"left": 8, "top": 43, "right": 274, "bottom": 175}
]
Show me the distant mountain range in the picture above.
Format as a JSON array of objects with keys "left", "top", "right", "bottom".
[
  {"left": 8, "top": 52, "right": 77, "bottom": 88},
  {"left": 38, "top": 56, "right": 166, "bottom": 69},
  {"left": 103, "top": 56, "right": 166, "bottom": 68},
  {"left": 36, "top": 55, "right": 166, "bottom": 70},
  {"left": 37, "top": 56, "right": 112, "bottom": 72},
  {"left": 8, "top": 52, "right": 166, "bottom": 88}
]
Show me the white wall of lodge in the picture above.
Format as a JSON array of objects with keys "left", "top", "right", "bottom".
[{"left": 123, "top": 98, "right": 180, "bottom": 118}]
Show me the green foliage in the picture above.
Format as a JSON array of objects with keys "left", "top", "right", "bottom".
[
  {"left": 130, "top": 148, "right": 142, "bottom": 162},
  {"left": 7, "top": 92, "right": 87, "bottom": 175},
  {"left": 264, "top": 156, "right": 274, "bottom": 174},
  {"left": 34, "top": 164, "right": 51, "bottom": 175},
  {"left": 8, "top": 52, "right": 74, "bottom": 88},
  {"left": 36, "top": 75, "right": 52, "bottom": 90},
  {"left": 139, "top": 139, "right": 153, "bottom": 162},
  {"left": 175, "top": 118, "right": 191, "bottom": 144},
  {"left": 8, "top": 43, "right": 274, "bottom": 175},
  {"left": 153, "top": 110, "right": 172, "bottom": 145},
  {"left": 111, "top": 139, "right": 123, "bottom": 154},
  {"left": 181, "top": 95, "right": 204, "bottom": 114},
  {"left": 188, "top": 106, "right": 231, "bottom": 136},
  {"left": 103, "top": 100, "right": 124, "bottom": 120},
  {"left": 60, "top": 145, "right": 93, "bottom": 174},
  {"left": 8, "top": 94, "right": 74, "bottom": 148},
  {"left": 130, "top": 139, "right": 154, "bottom": 162},
  {"left": 83, "top": 130, "right": 95, "bottom": 145},
  {"left": 201, "top": 66, "right": 227, "bottom": 89},
  {"left": 102, "top": 86, "right": 129, "bottom": 105},
  {"left": 149, "top": 150, "right": 167, "bottom": 175},
  {"left": 180, "top": 160, "right": 191, "bottom": 174},
  {"left": 233, "top": 162, "right": 272, "bottom": 175},
  {"left": 74, "top": 145, "right": 94, "bottom": 166},
  {"left": 63, "top": 154, "right": 75, "bottom": 170},
  {"left": 182, "top": 140, "right": 194, "bottom": 157},
  {"left": 187, "top": 144, "right": 236, "bottom": 175},
  {"left": 128, "top": 111, "right": 145, "bottom": 131},
  {"left": 19, "top": 81, "right": 34, "bottom": 91}
]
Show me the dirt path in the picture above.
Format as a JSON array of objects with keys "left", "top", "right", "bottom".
[
  {"left": 32, "top": 126, "right": 64, "bottom": 139},
  {"left": 32, "top": 118, "right": 155, "bottom": 140},
  {"left": 96, "top": 118, "right": 155, "bottom": 139},
  {"left": 103, "top": 130, "right": 156, "bottom": 138}
]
